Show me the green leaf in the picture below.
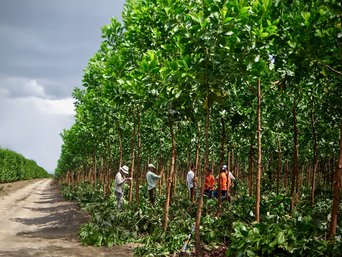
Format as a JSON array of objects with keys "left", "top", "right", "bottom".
[{"left": 175, "top": 90, "right": 183, "bottom": 99}]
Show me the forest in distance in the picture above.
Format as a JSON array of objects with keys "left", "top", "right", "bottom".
[
  {"left": 0, "top": 147, "right": 50, "bottom": 183},
  {"left": 56, "top": 0, "right": 341, "bottom": 256}
]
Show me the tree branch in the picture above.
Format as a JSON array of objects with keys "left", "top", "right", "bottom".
[{"left": 326, "top": 64, "right": 342, "bottom": 76}]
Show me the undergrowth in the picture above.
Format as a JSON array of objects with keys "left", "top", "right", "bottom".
[{"left": 61, "top": 182, "right": 341, "bottom": 256}]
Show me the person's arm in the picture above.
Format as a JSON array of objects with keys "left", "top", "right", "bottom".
[
  {"left": 116, "top": 175, "right": 131, "bottom": 186},
  {"left": 116, "top": 178, "right": 126, "bottom": 186},
  {"left": 150, "top": 172, "right": 161, "bottom": 179}
]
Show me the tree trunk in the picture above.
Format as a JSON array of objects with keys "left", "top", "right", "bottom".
[
  {"left": 268, "top": 152, "right": 273, "bottom": 191},
  {"left": 135, "top": 111, "right": 141, "bottom": 202},
  {"left": 328, "top": 123, "right": 342, "bottom": 238},
  {"left": 255, "top": 79, "right": 262, "bottom": 223},
  {"left": 107, "top": 144, "right": 112, "bottom": 195},
  {"left": 231, "top": 149, "right": 235, "bottom": 176},
  {"left": 285, "top": 159, "right": 289, "bottom": 191},
  {"left": 217, "top": 117, "right": 226, "bottom": 213},
  {"left": 158, "top": 160, "right": 164, "bottom": 195},
  {"left": 220, "top": 118, "right": 226, "bottom": 166},
  {"left": 276, "top": 139, "right": 282, "bottom": 195},
  {"left": 306, "top": 164, "right": 310, "bottom": 188},
  {"left": 129, "top": 114, "right": 136, "bottom": 203},
  {"left": 93, "top": 152, "right": 97, "bottom": 189},
  {"left": 290, "top": 98, "right": 299, "bottom": 213},
  {"left": 118, "top": 126, "right": 123, "bottom": 168},
  {"left": 310, "top": 108, "right": 318, "bottom": 205},
  {"left": 163, "top": 118, "right": 176, "bottom": 231},
  {"left": 195, "top": 121, "right": 201, "bottom": 171},
  {"left": 172, "top": 154, "right": 177, "bottom": 197},
  {"left": 195, "top": 102, "right": 210, "bottom": 257},
  {"left": 248, "top": 135, "right": 254, "bottom": 197}
]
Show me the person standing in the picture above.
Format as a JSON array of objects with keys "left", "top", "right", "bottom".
[
  {"left": 204, "top": 168, "right": 215, "bottom": 198},
  {"left": 146, "top": 163, "right": 161, "bottom": 205},
  {"left": 186, "top": 165, "right": 196, "bottom": 202},
  {"left": 114, "top": 165, "right": 131, "bottom": 210},
  {"left": 219, "top": 165, "right": 229, "bottom": 200}
]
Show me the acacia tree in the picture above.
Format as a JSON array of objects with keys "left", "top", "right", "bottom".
[{"left": 55, "top": 0, "right": 341, "bottom": 253}]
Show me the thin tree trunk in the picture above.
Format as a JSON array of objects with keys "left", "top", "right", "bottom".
[
  {"left": 268, "top": 152, "right": 273, "bottom": 191},
  {"left": 118, "top": 126, "right": 123, "bottom": 168},
  {"left": 236, "top": 162, "right": 239, "bottom": 179},
  {"left": 195, "top": 102, "right": 210, "bottom": 257},
  {"left": 276, "top": 139, "right": 282, "bottom": 195},
  {"left": 163, "top": 118, "right": 176, "bottom": 231},
  {"left": 217, "top": 117, "right": 226, "bottom": 213},
  {"left": 249, "top": 135, "right": 254, "bottom": 197},
  {"left": 171, "top": 153, "right": 177, "bottom": 202},
  {"left": 93, "top": 152, "right": 97, "bottom": 189},
  {"left": 107, "top": 144, "right": 112, "bottom": 195},
  {"left": 135, "top": 111, "right": 141, "bottom": 202},
  {"left": 101, "top": 156, "right": 106, "bottom": 196},
  {"left": 328, "top": 123, "right": 342, "bottom": 238},
  {"left": 311, "top": 102, "right": 318, "bottom": 206},
  {"left": 227, "top": 151, "right": 230, "bottom": 171},
  {"left": 329, "top": 158, "right": 333, "bottom": 192},
  {"left": 290, "top": 98, "right": 299, "bottom": 213},
  {"left": 158, "top": 160, "right": 164, "bottom": 195},
  {"left": 195, "top": 44, "right": 211, "bottom": 256},
  {"left": 285, "top": 159, "right": 289, "bottom": 191},
  {"left": 306, "top": 164, "right": 310, "bottom": 188},
  {"left": 99, "top": 156, "right": 103, "bottom": 188},
  {"left": 195, "top": 121, "right": 201, "bottom": 171},
  {"left": 231, "top": 149, "right": 234, "bottom": 176},
  {"left": 255, "top": 79, "right": 262, "bottom": 223},
  {"left": 129, "top": 114, "right": 136, "bottom": 203}
]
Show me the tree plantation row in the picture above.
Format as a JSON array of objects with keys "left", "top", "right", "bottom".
[
  {"left": 56, "top": 0, "right": 341, "bottom": 256},
  {"left": 0, "top": 148, "right": 50, "bottom": 183}
]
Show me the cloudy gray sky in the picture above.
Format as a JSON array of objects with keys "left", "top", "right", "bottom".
[{"left": 0, "top": 0, "right": 125, "bottom": 173}]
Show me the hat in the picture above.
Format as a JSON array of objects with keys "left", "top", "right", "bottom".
[
  {"left": 120, "top": 165, "right": 129, "bottom": 174},
  {"left": 222, "top": 165, "right": 228, "bottom": 171},
  {"left": 148, "top": 163, "right": 155, "bottom": 169}
]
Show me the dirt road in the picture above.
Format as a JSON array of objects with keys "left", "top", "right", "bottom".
[{"left": 0, "top": 179, "right": 133, "bottom": 257}]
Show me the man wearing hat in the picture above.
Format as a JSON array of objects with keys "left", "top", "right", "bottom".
[
  {"left": 146, "top": 163, "right": 161, "bottom": 205},
  {"left": 114, "top": 165, "right": 132, "bottom": 210}
]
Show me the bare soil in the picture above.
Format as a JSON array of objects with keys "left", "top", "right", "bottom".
[{"left": 0, "top": 179, "right": 133, "bottom": 257}]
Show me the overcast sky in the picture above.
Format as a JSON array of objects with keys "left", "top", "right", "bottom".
[{"left": 0, "top": 0, "right": 125, "bottom": 173}]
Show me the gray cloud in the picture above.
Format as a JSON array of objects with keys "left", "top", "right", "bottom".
[
  {"left": 0, "top": 0, "right": 125, "bottom": 98},
  {"left": 0, "top": 0, "right": 125, "bottom": 172}
]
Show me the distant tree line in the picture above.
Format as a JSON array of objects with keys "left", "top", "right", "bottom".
[{"left": 0, "top": 147, "right": 50, "bottom": 183}]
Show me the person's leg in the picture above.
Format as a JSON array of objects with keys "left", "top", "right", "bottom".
[
  {"left": 213, "top": 190, "right": 218, "bottom": 198},
  {"left": 190, "top": 187, "right": 194, "bottom": 202},
  {"left": 221, "top": 190, "right": 227, "bottom": 200},
  {"left": 148, "top": 189, "right": 152, "bottom": 204},
  {"left": 152, "top": 188, "right": 156, "bottom": 205},
  {"left": 115, "top": 191, "right": 123, "bottom": 209}
]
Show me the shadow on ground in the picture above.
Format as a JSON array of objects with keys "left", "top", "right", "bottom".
[
  {"left": 0, "top": 245, "right": 133, "bottom": 257},
  {"left": 12, "top": 180, "right": 88, "bottom": 240}
]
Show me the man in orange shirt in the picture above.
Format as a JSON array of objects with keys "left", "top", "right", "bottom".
[
  {"left": 219, "top": 164, "right": 230, "bottom": 200},
  {"left": 204, "top": 168, "right": 215, "bottom": 198}
]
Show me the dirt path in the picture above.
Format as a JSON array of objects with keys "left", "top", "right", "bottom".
[{"left": 0, "top": 179, "right": 133, "bottom": 257}]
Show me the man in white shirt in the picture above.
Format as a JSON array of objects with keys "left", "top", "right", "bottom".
[
  {"left": 114, "top": 165, "right": 131, "bottom": 210},
  {"left": 186, "top": 165, "right": 196, "bottom": 202},
  {"left": 146, "top": 163, "right": 161, "bottom": 205}
]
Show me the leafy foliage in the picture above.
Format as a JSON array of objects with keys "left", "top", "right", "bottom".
[
  {"left": 57, "top": 0, "right": 342, "bottom": 255},
  {"left": 61, "top": 183, "right": 341, "bottom": 256},
  {"left": 0, "top": 147, "right": 50, "bottom": 182},
  {"left": 227, "top": 192, "right": 342, "bottom": 257}
]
